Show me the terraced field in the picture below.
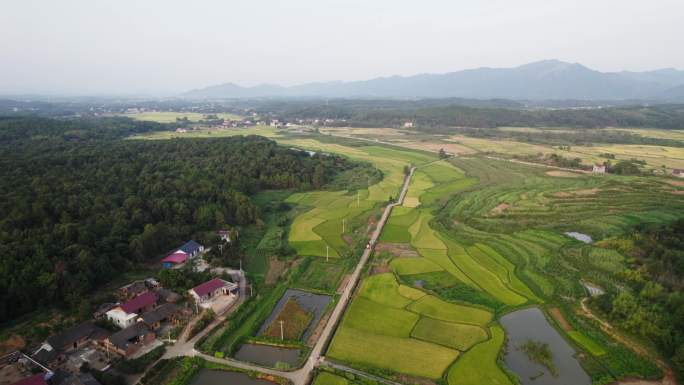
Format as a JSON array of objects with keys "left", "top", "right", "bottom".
[
  {"left": 326, "top": 148, "right": 682, "bottom": 383},
  {"left": 283, "top": 144, "right": 434, "bottom": 259},
  {"left": 329, "top": 159, "right": 531, "bottom": 381}
]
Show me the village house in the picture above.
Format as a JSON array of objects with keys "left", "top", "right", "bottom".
[
  {"left": 32, "top": 322, "right": 109, "bottom": 367},
  {"left": 188, "top": 278, "right": 238, "bottom": 309},
  {"left": 139, "top": 303, "right": 181, "bottom": 331},
  {"left": 403, "top": 121, "right": 414, "bottom": 128},
  {"left": 156, "top": 288, "right": 181, "bottom": 303},
  {"left": 92, "top": 303, "right": 116, "bottom": 320},
  {"left": 170, "top": 240, "right": 204, "bottom": 259},
  {"left": 592, "top": 164, "right": 606, "bottom": 175},
  {"left": 175, "top": 128, "right": 187, "bottom": 133},
  {"left": 161, "top": 253, "right": 188, "bottom": 269},
  {"left": 673, "top": 169, "right": 684, "bottom": 178},
  {"left": 103, "top": 323, "right": 155, "bottom": 358},
  {"left": 116, "top": 281, "right": 147, "bottom": 300},
  {"left": 106, "top": 291, "right": 158, "bottom": 329}
]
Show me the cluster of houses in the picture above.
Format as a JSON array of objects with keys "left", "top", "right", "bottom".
[{"left": 4, "top": 239, "right": 241, "bottom": 385}]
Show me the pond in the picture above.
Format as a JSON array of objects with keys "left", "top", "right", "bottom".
[
  {"left": 564, "top": 232, "right": 593, "bottom": 243},
  {"left": 234, "top": 343, "right": 300, "bottom": 367},
  {"left": 190, "top": 369, "right": 274, "bottom": 385},
  {"left": 500, "top": 307, "right": 591, "bottom": 385},
  {"left": 258, "top": 289, "right": 331, "bottom": 340}
]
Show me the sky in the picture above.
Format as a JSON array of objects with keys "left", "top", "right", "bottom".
[{"left": 1, "top": 0, "right": 683, "bottom": 95}]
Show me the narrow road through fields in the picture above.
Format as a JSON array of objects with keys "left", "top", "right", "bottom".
[{"left": 184, "top": 167, "right": 416, "bottom": 385}]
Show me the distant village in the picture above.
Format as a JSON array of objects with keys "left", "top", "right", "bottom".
[{"left": 1, "top": 233, "right": 243, "bottom": 385}]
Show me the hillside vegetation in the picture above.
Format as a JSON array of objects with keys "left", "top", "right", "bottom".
[{"left": 0, "top": 117, "right": 359, "bottom": 322}]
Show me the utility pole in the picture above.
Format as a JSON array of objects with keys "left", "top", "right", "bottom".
[
  {"left": 357, "top": 190, "right": 360, "bottom": 207},
  {"left": 342, "top": 218, "right": 346, "bottom": 233},
  {"left": 279, "top": 320, "right": 284, "bottom": 341},
  {"left": 326, "top": 245, "right": 329, "bottom": 262}
]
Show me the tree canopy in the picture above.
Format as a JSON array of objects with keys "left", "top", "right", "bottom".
[{"left": 0, "top": 116, "right": 355, "bottom": 322}]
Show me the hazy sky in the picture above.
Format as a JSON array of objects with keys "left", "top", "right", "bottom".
[{"left": 1, "top": 0, "right": 683, "bottom": 95}]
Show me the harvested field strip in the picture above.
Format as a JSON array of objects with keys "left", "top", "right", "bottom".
[
  {"left": 411, "top": 317, "right": 489, "bottom": 351},
  {"left": 446, "top": 325, "right": 514, "bottom": 385},
  {"left": 407, "top": 295, "right": 492, "bottom": 326}
]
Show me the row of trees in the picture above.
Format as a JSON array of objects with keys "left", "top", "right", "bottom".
[{"left": 0, "top": 116, "right": 356, "bottom": 322}]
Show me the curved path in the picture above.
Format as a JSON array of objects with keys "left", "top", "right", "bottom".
[{"left": 161, "top": 167, "right": 416, "bottom": 385}]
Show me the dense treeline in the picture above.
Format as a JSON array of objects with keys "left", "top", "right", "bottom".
[
  {"left": 253, "top": 99, "right": 684, "bottom": 130},
  {"left": 0, "top": 115, "right": 167, "bottom": 142},
  {"left": 592, "top": 220, "right": 684, "bottom": 378},
  {"left": 0, "top": 116, "right": 354, "bottom": 322}
]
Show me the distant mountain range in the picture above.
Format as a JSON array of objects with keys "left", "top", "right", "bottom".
[{"left": 183, "top": 60, "right": 684, "bottom": 101}]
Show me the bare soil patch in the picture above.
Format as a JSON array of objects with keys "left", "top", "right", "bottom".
[
  {"left": 549, "top": 307, "right": 572, "bottom": 331},
  {"left": 342, "top": 234, "right": 353, "bottom": 246},
  {"left": 265, "top": 256, "right": 287, "bottom": 286},
  {"left": 554, "top": 188, "right": 601, "bottom": 198},
  {"left": 0, "top": 335, "right": 25, "bottom": 356},
  {"left": 671, "top": 190, "right": 684, "bottom": 195},
  {"left": 375, "top": 242, "right": 419, "bottom": 257},
  {"left": 664, "top": 179, "right": 684, "bottom": 187},
  {"left": 546, "top": 170, "right": 583, "bottom": 178},
  {"left": 490, "top": 203, "right": 510, "bottom": 215}
]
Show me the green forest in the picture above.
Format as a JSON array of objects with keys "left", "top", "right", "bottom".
[
  {"left": 592, "top": 220, "right": 684, "bottom": 375},
  {"left": 0, "top": 116, "right": 356, "bottom": 323}
]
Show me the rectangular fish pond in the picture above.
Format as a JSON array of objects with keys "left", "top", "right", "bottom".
[
  {"left": 234, "top": 289, "right": 332, "bottom": 368},
  {"left": 500, "top": 307, "right": 591, "bottom": 385}
]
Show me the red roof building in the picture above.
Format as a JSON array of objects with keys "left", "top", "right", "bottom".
[
  {"left": 162, "top": 253, "right": 188, "bottom": 266},
  {"left": 120, "top": 291, "right": 158, "bottom": 314},
  {"left": 188, "top": 278, "right": 238, "bottom": 308},
  {"left": 191, "top": 278, "right": 226, "bottom": 297}
]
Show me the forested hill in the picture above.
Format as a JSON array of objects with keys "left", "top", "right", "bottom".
[{"left": 0, "top": 116, "right": 355, "bottom": 322}]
